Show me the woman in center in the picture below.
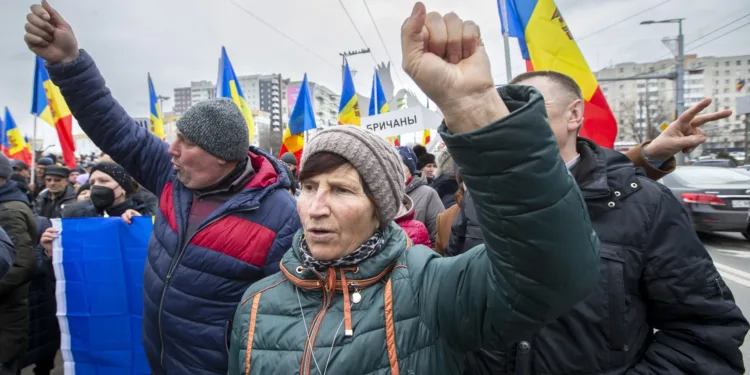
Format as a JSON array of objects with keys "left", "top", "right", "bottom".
[{"left": 229, "top": 109, "right": 599, "bottom": 374}]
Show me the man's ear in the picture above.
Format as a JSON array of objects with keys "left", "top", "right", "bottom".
[{"left": 567, "top": 98, "right": 585, "bottom": 133}]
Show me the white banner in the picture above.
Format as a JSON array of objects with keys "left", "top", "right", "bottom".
[{"left": 361, "top": 107, "right": 444, "bottom": 138}]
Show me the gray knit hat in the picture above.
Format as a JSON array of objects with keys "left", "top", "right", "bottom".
[
  {"left": 176, "top": 98, "right": 248, "bottom": 161},
  {"left": 0, "top": 155, "right": 12, "bottom": 180},
  {"left": 301, "top": 126, "right": 404, "bottom": 228}
]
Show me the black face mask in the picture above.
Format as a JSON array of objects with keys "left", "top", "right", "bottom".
[{"left": 89, "top": 185, "right": 116, "bottom": 210}]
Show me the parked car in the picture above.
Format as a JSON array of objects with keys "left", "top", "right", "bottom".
[
  {"left": 691, "top": 159, "right": 737, "bottom": 168},
  {"left": 660, "top": 166, "right": 750, "bottom": 239}
]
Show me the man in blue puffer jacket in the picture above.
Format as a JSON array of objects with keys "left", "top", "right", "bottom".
[{"left": 23, "top": 3, "right": 301, "bottom": 374}]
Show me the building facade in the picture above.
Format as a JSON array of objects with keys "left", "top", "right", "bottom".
[
  {"left": 173, "top": 87, "right": 191, "bottom": 114},
  {"left": 596, "top": 54, "right": 750, "bottom": 155}
]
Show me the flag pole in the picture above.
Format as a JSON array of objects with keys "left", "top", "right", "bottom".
[
  {"left": 31, "top": 116, "right": 37, "bottom": 186},
  {"left": 499, "top": 0, "right": 513, "bottom": 82}
]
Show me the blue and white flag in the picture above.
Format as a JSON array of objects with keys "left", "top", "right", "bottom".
[{"left": 52, "top": 217, "right": 153, "bottom": 375}]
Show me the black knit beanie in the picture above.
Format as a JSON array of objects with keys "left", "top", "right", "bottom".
[{"left": 90, "top": 162, "right": 135, "bottom": 195}]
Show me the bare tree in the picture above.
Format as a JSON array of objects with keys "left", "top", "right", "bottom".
[{"left": 617, "top": 100, "right": 644, "bottom": 144}]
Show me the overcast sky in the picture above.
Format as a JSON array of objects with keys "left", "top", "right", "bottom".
[{"left": 0, "top": 0, "right": 748, "bottom": 149}]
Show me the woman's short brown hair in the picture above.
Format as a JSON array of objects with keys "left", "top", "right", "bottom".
[{"left": 298, "top": 152, "right": 377, "bottom": 204}]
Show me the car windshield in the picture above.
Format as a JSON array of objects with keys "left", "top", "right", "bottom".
[{"left": 674, "top": 167, "right": 750, "bottom": 185}]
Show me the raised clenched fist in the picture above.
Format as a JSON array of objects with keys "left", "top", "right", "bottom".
[
  {"left": 24, "top": 0, "right": 79, "bottom": 65},
  {"left": 401, "top": 2, "right": 508, "bottom": 133}
]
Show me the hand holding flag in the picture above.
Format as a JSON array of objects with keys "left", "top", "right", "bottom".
[
  {"left": 401, "top": 2, "right": 507, "bottom": 134},
  {"left": 24, "top": 1, "right": 79, "bottom": 65}
]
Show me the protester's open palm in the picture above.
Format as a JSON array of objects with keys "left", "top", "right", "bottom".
[{"left": 24, "top": 0, "right": 79, "bottom": 64}]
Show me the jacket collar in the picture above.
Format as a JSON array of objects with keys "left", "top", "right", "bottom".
[
  {"left": 0, "top": 181, "right": 30, "bottom": 205},
  {"left": 405, "top": 173, "right": 427, "bottom": 194},
  {"left": 280, "top": 222, "right": 409, "bottom": 289},
  {"left": 573, "top": 138, "right": 642, "bottom": 201}
]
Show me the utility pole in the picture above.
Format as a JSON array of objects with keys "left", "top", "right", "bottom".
[
  {"left": 745, "top": 114, "right": 750, "bottom": 164},
  {"left": 645, "top": 79, "right": 652, "bottom": 140},
  {"left": 640, "top": 18, "right": 686, "bottom": 163},
  {"left": 339, "top": 49, "right": 371, "bottom": 83}
]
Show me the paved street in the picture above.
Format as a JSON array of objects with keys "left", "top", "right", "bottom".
[{"left": 21, "top": 232, "right": 750, "bottom": 374}]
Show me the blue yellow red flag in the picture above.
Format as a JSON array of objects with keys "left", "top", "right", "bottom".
[
  {"left": 148, "top": 74, "right": 165, "bottom": 140},
  {"left": 279, "top": 74, "right": 317, "bottom": 163},
  {"left": 31, "top": 56, "right": 77, "bottom": 167},
  {"left": 217, "top": 47, "right": 255, "bottom": 143},
  {"left": 338, "top": 61, "right": 361, "bottom": 125},
  {"left": 368, "top": 72, "right": 390, "bottom": 116},
  {"left": 4, "top": 108, "right": 33, "bottom": 165},
  {"left": 501, "top": 0, "right": 617, "bottom": 148}
]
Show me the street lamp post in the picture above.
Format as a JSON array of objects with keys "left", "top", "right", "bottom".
[{"left": 641, "top": 18, "right": 685, "bottom": 162}]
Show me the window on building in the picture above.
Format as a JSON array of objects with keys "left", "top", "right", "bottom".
[
  {"left": 725, "top": 70, "right": 731, "bottom": 75},
  {"left": 715, "top": 62, "right": 719, "bottom": 67},
  {"left": 738, "top": 60, "right": 742, "bottom": 66},
  {"left": 726, "top": 79, "right": 730, "bottom": 84},
  {"left": 619, "top": 84, "right": 624, "bottom": 90},
  {"left": 716, "top": 80, "right": 719, "bottom": 85},
  {"left": 619, "top": 68, "right": 624, "bottom": 73},
  {"left": 725, "top": 61, "right": 730, "bottom": 67},
  {"left": 725, "top": 88, "right": 730, "bottom": 93}
]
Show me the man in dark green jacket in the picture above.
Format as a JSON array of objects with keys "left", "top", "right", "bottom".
[{"left": 0, "top": 155, "right": 38, "bottom": 374}]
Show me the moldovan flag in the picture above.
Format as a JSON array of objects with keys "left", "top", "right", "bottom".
[
  {"left": 279, "top": 74, "right": 317, "bottom": 164},
  {"left": 217, "top": 47, "right": 255, "bottom": 143},
  {"left": 338, "top": 61, "right": 361, "bottom": 125},
  {"left": 3, "top": 108, "right": 33, "bottom": 165},
  {"left": 369, "top": 71, "right": 398, "bottom": 144},
  {"left": 31, "top": 56, "right": 77, "bottom": 167},
  {"left": 501, "top": 0, "right": 617, "bottom": 148},
  {"left": 148, "top": 74, "right": 165, "bottom": 140},
  {"left": 52, "top": 217, "right": 152, "bottom": 375}
]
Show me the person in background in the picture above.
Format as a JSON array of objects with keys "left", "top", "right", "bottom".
[
  {"left": 453, "top": 70, "right": 747, "bottom": 374},
  {"left": 431, "top": 150, "right": 459, "bottom": 209},
  {"left": 280, "top": 164, "right": 298, "bottom": 197},
  {"left": 76, "top": 183, "right": 90, "bottom": 201},
  {"left": 397, "top": 146, "right": 444, "bottom": 245},
  {"left": 0, "top": 227, "right": 14, "bottom": 280},
  {"left": 19, "top": 216, "right": 58, "bottom": 375},
  {"left": 10, "top": 173, "right": 34, "bottom": 204},
  {"left": 73, "top": 172, "right": 89, "bottom": 192},
  {"left": 23, "top": 3, "right": 301, "bottom": 373},
  {"left": 31, "top": 157, "right": 53, "bottom": 199},
  {"left": 395, "top": 194, "right": 431, "bottom": 247},
  {"left": 68, "top": 167, "right": 85, "bottom": 186},
  {"left": 11, "top": 161, "right": 31, "bottom": 182},
  {"left": 280, "top": 152, "right": 299, "bottom": 177},
  {"left": 35, "top": 166, "right": 76, "bottom": 219},
  {"left": 50, "top": 162, "right": 158, "bottom": 221},
  {"left": 0, "top": 154, "right": 37, "bottom": 375},
  {"left": 413, "top": 144, "right": 436, "bottom": 183},
  {"left": 434, "top": 172, "right": 464, "bottom": 255}
]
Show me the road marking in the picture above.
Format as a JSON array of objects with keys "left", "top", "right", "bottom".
[{"left": 715, "top": 262, "right": 750, "bottom": 288}]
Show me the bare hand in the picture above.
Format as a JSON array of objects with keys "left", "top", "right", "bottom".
[
  {"left": 401, "top": 2, "right": 507, "bottom": 133},
  {"left": 40, "top": 227, "right": 58, "bottom": 257},
  {"left": 645, "top": 98, "right": 732, "bottom": 161},
  {"left": 24, "top": 0, "right": 79, "bottom": 64},
  {"left": 121, "top": 209, "right": 142, "bottom": 225}
]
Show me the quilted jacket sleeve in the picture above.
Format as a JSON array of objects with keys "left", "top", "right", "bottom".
[
  {"left": 418, "top": 85, "right": 600, "bottom": 351},
  {"left": 627, "top": 186, "right": 748, "bottom": 374},
  {"left": 0, "top": 227, "right": 15, "bottom": 280},
  {"left": 624, "top": 142, "right": 676, "bottom": 181},
  {"left": 261, "top": 198, "right": 301, "bottom": 277},
  {"left": 47, "top": 50, "right": 172, "bottom": 196},
  {"left": 0, "top": 203, "right": 37, "bottom": 298}
]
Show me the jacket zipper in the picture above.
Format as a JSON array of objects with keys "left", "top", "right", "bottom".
[
  {"left": 300, "top": 278, "right": 335, "bottom": 375},
  {"left": 157, "top": 206, "right": 258, "bottom": 369}
]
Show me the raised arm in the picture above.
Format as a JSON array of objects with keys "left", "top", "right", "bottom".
[
  {"left": 24, "top": 2, "right": 172, "bottom": 195},
  {"left": 400, "top": 3, "right": 599, "bottom": 351}
]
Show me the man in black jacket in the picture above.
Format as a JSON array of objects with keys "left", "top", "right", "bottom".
[
  {"left": 455, "top": 71, "right": 747, "bottom": 375},
  {"left": 35, "top": 166, "right": 76, "bottom": 219}
]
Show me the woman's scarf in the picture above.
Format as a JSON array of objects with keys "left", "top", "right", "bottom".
[{"left": 299, "top": 230, "right": 384, "bottom": 272}]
